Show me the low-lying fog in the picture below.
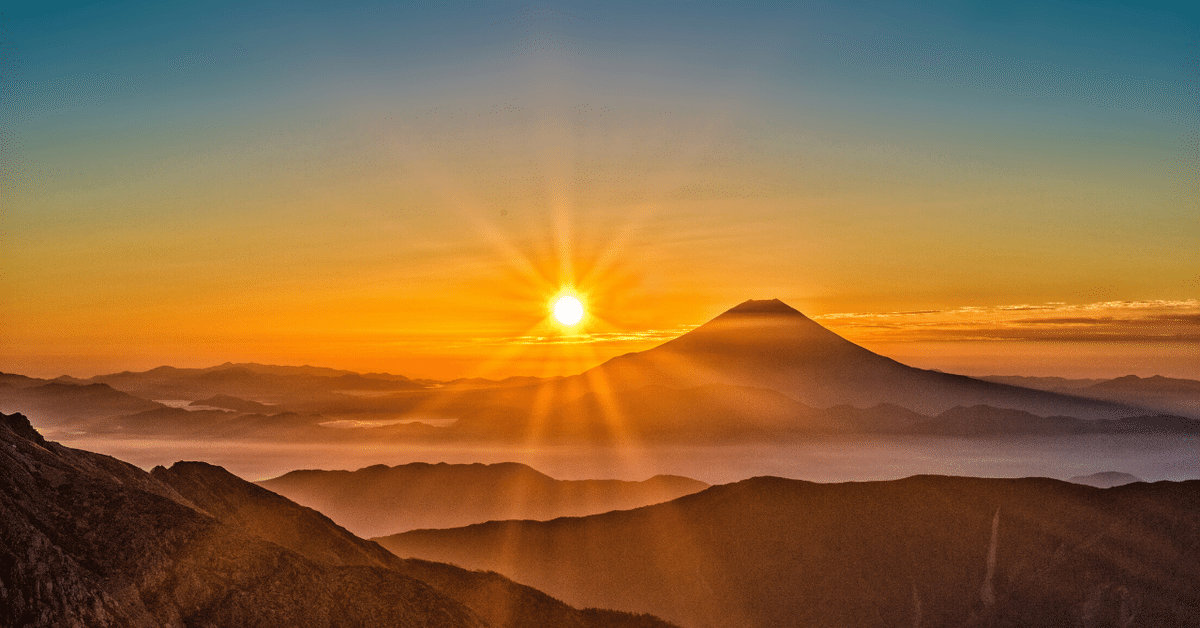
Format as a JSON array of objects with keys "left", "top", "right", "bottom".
[{"left": 56, "top": 433, "right": 1199, "bottom": 485}]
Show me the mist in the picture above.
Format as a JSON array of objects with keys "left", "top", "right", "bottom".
[{"left": 58, "top": 433, "right": 1199, "bottom": 485}]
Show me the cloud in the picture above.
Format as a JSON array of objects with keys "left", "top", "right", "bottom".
[
  {"left": 483, "top": 327, "right": 699, "bottom": 347},
  {"left": 815, "top": 300, "right": 1200, "bottom": 344}
]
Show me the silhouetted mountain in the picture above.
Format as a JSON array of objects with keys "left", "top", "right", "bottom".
[
  {"left": 902, "top": 406, "right": 1200, "bottom": 437},
  {"left": 1068, "top": 471, "right": 1142, "bottom": 488},
  {"left": 428, "top": 375, "right": 560, "bottom": 389},
  {"left": 577, "top": 299, "right": 1140, "bottom": 419},
  {"left": 155, "top": 460, "right": 678, "bottom": 628},
  {"left": 0, "top": 412, "right": 678, "bottom": 628},
  {"left": 982, "top": 374, "right": 1200, "bottom": 419},
  {"left": 378, "top": 474, "right": 1200, "bottom": 628},
  {"left": 0, "top": 381, "right": 164, "bottom": 427},
  {"left": 1091, "top": 374, "right": 1200, "bottom": 393},
  {"left": 1072, "top": 375, "right": 1200, "bottom": 419},
  {"left": 0, "top": 372, "right": 45, "bottom": 388},
  {"left": 258, "top": 462, "right": 708, "bottom": 537},
  {"left": 913, "top": 405, "right": 1091, "bottom": 436},
  {"left": 190, "top": 393, "right": 278, "bottom": 412},
  {"left": 0, "top": 412, "right": 484, "bottom": 628},
  {"left": 84, "top": 362, "right": 425, "bottom": 402},
  {"left": 979, "top": 375, "right": 1101, "bottom": 390},
  {"left": 91, "top": 406, "right": 344, "bottom": 440},
  {"left": 451, "top": 384, "right": 935, "bottom": 443},
  {"left": 1094, "top": 414, "right": 1200, "bottom": 434}
]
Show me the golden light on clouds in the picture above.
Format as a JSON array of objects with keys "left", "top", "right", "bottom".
[{"left": 816, "top": 300, "right": 1200, "bottom": 378}]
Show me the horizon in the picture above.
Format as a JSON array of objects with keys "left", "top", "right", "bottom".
[{"left": 7, "top": 294, "right": 1199, "bottom": 382}]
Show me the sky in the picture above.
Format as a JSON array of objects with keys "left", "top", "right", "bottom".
[{"left": 1, "top": 0, "right": 1197, "bottom": 380}]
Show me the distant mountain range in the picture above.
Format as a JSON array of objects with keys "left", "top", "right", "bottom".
[
  {"left": 3, "top": 299, "right": 1199, "bottom": 444},
  {"left": 377, "top": 474, "right": 1200, "bottom": 628},
  {"left": 0, "top": 411, "right": 676, "bottom": 628},
  {"left": 1068, "top": 471, "right": 1142, "bottom": 488},
  {"left": 982, "top": 374, "right": 1200, "bottom": 418},
  {"left": 258, "top": 462, "right": 709, "bottom": 537}
]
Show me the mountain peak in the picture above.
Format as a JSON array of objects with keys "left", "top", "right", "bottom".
[
  {"left": 1, "top": 412, "right": 47, "bottom": 447},
  {"left": 723, "top": 298, "right": 806, "bottom": 317}
]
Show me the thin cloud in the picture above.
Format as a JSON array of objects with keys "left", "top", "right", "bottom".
[
  {"left": 477, "top": 327, "right": 699, "bottom": 347},
  {"left": 817, "top": 300, "right": 1200, "bottom": 344}
]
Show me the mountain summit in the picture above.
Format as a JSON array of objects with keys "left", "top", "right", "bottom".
[
  {"left": 585, "top": 299, "right": 1137, "bottom": 418},
  {"left": 720, "top": 298, "right": 804, "bottom": 315}
]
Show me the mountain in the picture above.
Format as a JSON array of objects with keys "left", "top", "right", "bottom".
[
  {"left": 154, "top": 460, "right": 676, "bottom": 628},
  {"left": 189, "top": 393, "right": 279, "bottom": 412},
  {"left": 979, "top": 375, "right": 1102, "bottom": 390},
  {"left": 86, "top": 406, "right": 337, "bottom": 440},
  {"left": 0, "top": 411, "right": 483, "bottom": 628},
  {"left": 911, "top": 405, "right": 1200, "bottom": 436},
  {"left": 84, "top": 362, "right": 425, "bottom": 402},
  {"left": 1075, "top": 375, "right": 1200, "bottom": 419},
  {"left": 576, "top": 299, "right": 1141, "bottom": 419},
  {"left": 1068, "top": 471, "right": 1142, "bottom": 488},
  {"left": 1091, "top": 374, "right": 1200, "bottom": 394},
  {"left": 982, "top": 374, "right": 1200, "bottom": 419},
  {"left": 0, "top": 411, "right": 676, "bottom": 628},
  {"left": 377, "top": 474, "right": 1200, "bottom": 628},
  {"left": 0, "top": 381, "right": 164, "bottom": 427},
  {"left": 258, "top": 462, "right": 708, "bottom": 537}
]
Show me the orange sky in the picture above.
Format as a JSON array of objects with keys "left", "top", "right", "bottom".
[{"left": 2, "top": 3, "right": 1197, "bottom": 381}]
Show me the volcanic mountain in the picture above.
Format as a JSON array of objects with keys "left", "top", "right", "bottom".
[{"left": 580, "top": 299, "right": 1138, "bottom": 418}]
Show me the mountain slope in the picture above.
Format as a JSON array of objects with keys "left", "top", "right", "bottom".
[
  {"left": 579, "top": 299, "right": 1140, "bottom": 418},
  {"left": 378, "top": 474, "right": 1200, "bottom": 628},
  {"left": 153, "top": 460, "right": 678, "bottom": 628},
  {"left": 0, "top": 381, "right": 164, "bottom": 427},
  {"left": 0, "top": 412, "right": 484, "bottom": 628},
  {"left": 258, "top": 462, "right": 708, "bottom": 537},
  {"left": 0, "top": 412, "right": 675, "bottom": 628}
]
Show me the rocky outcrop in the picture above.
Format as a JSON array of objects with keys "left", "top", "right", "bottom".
[
  {"left": 0, "top": 412, "right": 678, "bottom": 628},
  {"left": 0, "top": 411, "right": 485, "bottom": 628}
]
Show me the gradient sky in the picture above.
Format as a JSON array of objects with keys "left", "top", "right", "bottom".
[{"left": 1, "top": 0, "right": 1197, "bottom": 379}]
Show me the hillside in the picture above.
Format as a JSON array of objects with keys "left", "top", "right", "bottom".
[
  {"left": 378, "top": 474, "right": 1200, "bottom": 628},
  {"left": 0, "top": 411, "right": 676, "bottom": 628},
  {"left": 259, "top": 462, "right": 708, "bottom": 537}
]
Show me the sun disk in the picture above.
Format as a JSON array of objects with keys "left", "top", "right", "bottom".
[{"left": 552, "top": 296, "right": 585, "bottom": 326}]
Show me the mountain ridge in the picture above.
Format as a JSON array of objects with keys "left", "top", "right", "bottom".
[
  {"left": 377, "top": 472, "right": 1200, "bottom": 628},
  {"left": 258, "top": 461, "right": 709, "bottom": 537},
  {"left": 0, "top": 411, "right": 679, "bottom": 628}
]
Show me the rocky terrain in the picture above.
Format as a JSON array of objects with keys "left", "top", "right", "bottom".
[{"left": 0, "top": 411, "right": 675, "bottom": 628}]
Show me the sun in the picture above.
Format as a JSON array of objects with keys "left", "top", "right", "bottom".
[{"left": 551, "top": 295, "right": 585, "bottom": 326}]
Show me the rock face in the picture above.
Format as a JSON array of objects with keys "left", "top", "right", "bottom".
[
  {"left": 0, "top": 412, "right": 675, "bottom": 628},
  {"left": 378, "top": 474, "right": 1200, "bottom": 628},
  {"left": 0, "top": 412, "right": 485, "bottom": 628}
]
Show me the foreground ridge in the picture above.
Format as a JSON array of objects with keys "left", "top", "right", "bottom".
[{"left": 0, "top": 412, "right": 677, "bottom": 628}]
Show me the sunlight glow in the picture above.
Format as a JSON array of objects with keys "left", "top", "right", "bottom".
[{"left": 552, "top": 296, "right": 585, "bottom": 326}]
